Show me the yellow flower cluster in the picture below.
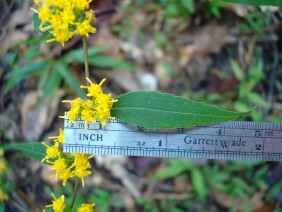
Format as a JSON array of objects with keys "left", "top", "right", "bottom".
[
  {"left": 31, "top": 0, "right": 96, "bottom": 46},
  {"left": 0, "top": 149, "right": 8, "bottom": 201},
  {"left": 61, "top": 78, "right": 118, "bottom": 128},
  {"left": 46, "top": 193, "right": 94, "bottom": 212},
  {"left": 42, "top": 129, "right": 93, "bottom": 187}
]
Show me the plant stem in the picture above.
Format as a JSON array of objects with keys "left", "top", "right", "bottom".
[
  {"left": 70, "top": 178, "right": 79, "bottom": 209},
  {"left": 82, "top": 36, "right": 90, "bottom": 85}
]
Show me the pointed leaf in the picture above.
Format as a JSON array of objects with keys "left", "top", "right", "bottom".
[
  {"left": 64, "top": 47, "right": 105, "bottom": 62},
  {"left": 111, "top": 91, "right": 250, "bottom": 129},
  {"left": 33, "top": 13, "right": 41, "bottom": 31},
  {"left": 5, "top": 61, "right": 46, "bottom": 93},
  {"left": 88, "top": 56, "right": 134, "bottom": 70},
  {"left": 42, "top": 68, "right": 62, "bottom": 100},
  {"left": 230, "top": 59, "right": 244, "bottom": 81},
  {"left": 219, "top": 0, "right": 282, "bottom": 6},
  {"left": 181, "top": 0, "right": 194, "bottom": 13},
  {"left": 4, "top": 142, "right": 47, "bottom": 163},
  {"left": 191, "top": 168, "right": 207, "bottom": 200},
  {"left": 56, "top": 61, "right": 85, "bottom": 97}
]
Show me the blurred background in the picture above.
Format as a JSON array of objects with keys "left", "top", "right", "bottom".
[{"left": 0, "top": 0, "right": 282, "bottom": 211}]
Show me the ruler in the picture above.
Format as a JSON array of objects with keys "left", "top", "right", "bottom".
[{"left": 63, "top": 116, "right": 282, "bottom": 161}]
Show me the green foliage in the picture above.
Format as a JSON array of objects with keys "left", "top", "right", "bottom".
[
  {"left": 33, "top": 13, "right": 41, "bottom": 31},
  {"left": 0, "top": 147, "right": 15, "bottom": 208},
  {"left": 204, "top": 161, "right": 268, "bottom": 209},
  {"left": 56, "top": 61, "right": 85, "bottom": 97},
  {"left": 5, "top": 61, "right": 46, "bottom": 93},
  {"left": 203, "top": 1, "right": 225, "bottom": 19},
  {"left": 153, "top": 159, "right": 194, "bottom": 180},
  {"left": 89, "top": 188, "right": 111, "bottom": 211},
  {"left": 153, "top": 159, "right": 269, "bottom": 209},
  {"left": 180, "top": 0, "right": 194, "bottom": 13},
  {"left": 112, "top": 19, "right": 133, "bottom": 40},
  {"left": 153, "top": 159, "right": 207, "bottom": 200},
  {"left": 5, "top": 37, "right": 133, "bottom": 101},
  {"left": 4, "top": 142, "right": 47, "bottom": 163},
  {"left": 218, "top": 0, "right": 282, "bottom": 6},
  {"left": 112, "top": 91, "right": 250, "bottom": 128},
  {"left": 230, "top": 58, "right": 267, "bottom": 121},
  {"left": 239, "top": 11, "right": 271, "bottom": 35},
  {"left": 191, "top": 168, "right": 207, "bottom": 200},
  {"left": 266, "top": 181, "right": 282, "bottom": 202}
]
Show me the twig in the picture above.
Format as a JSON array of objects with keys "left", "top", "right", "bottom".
[
  {"left": 70, "top": 178, "right": 79, "bottom": 209},
  {"left": 83, "top": 36, "right": 90, "bottom": 85}
]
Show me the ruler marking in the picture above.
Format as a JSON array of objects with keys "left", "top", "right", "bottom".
[
  {"left": 63, "top": 119, "right": 282, "bottom": 161},
  {"left": 67, "top": 120, "right": 282, "bottom": 131}
]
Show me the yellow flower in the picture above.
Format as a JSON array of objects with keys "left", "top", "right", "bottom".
[
  {"left": 0, "top": 188, "right": 8, "bottom": 201},
  {"left": 81, "top": 108, "right": 96, "bottom": 129},
  {"left": 72, "top": 0, "right": 91, "bottom": 11},
  {"left": 0, "top": 159, "right": 7, "bottom": 174},
  {"left": 71, "top": 153, "right": 94, "bottom": 187},
  {"left": 77, "top": 203, "right": 95, "bottom": 212},
  {"left": 31, "top": 0, "right": 96, "bottom": 46},
  {"left": 48, "top": 28, "right": 73, "bottom": 46},
  {"left": 57, "top": 168, "right": 73, "bottom": 186},
  {"left": 67, "top": 107, "right": 80, "bottom": 125},
  {"left": 96, "top": 93, "right": 118, "bottom": 126},
  {"left": 62, "top": 78, "right": 117, "bottom": 127},
  {"left": 47, "top": 157, "right": 73, "bottom": 185},
  {"left": 49, "top": 129, "right": 64, "bottom": 143},
  {"left": 81, "top": 77, "right": 105, "bottom": 98},
  {"left": 46, "top": 194, "right": 66, "bottom": 212},
  {"left": 76, "top": 14, "right": 96, "bottom": 37},
  {"left": 50, "top": 158, "right": 67, "bottom": 180},
  {"left": 41, "top": 142, "right": 60, "bottom": 162},
  {"left": 61, "top": 98, "right": 83, "bottom": 125}
]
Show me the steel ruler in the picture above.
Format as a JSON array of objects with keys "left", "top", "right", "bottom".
[{"left": 63, "top": 116, "right": 282, "bottom": 161}]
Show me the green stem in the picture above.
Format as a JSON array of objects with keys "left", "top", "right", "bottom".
[
  {"left": 82, "top": 36, "right": 90, "bottom": 85},
  {"left": 70, "top": 178, "right": 79, "bottom": 209}
]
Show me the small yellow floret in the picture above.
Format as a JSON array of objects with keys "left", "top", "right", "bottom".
[
  {"left": 48, "top": 128, "right": 64, "bottom": 143},
  {"left": 0, "top": 160, "right": 7, "bottom": 174},
  {"left": 46, "top": 194, "right": 66, "bottom": 212},
  {"left": 0, "top": 188, "right": 8, "bottom": 201},
  {"left": 71, "top": 153, "right": 93, "bottom": 187},
  {"left": 41, "top": 142, "right": 60, "bottom": 162},
  {"left": 77, "top": 203, "right": 95, "bottom": 212}
]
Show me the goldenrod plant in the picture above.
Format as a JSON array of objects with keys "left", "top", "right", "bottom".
[{"left": 4, "top": 0, "right": 281, "bottom": 211}]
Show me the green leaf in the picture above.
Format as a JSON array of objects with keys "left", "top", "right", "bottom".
[
  {"left": 38, "top": 64, "right": 51, "bottom": 92},
  {"left": 232, "top": 177, "right": 249, "bottom": 191},
  {"left": 266, "top": 181, "right": 282, "bottom": 201},
  {"left": 153, "top": 159, "right": 194, "bottom": 180},
  {"left": 213, "top": 172, "right": 229, "bottom": 182},
  {"left": 65, "top": 48, "right": 134, "bottom": 70},
  {"left": 33, "top": 13, "right": 41, "bottom": 31},
  {"left": 248, "top": 92, "right": 268, "bottom": 106},
  {"left": 191, "top": 168, "right": 207, "bottom": 200},
  {"left": 56, "top": 61, "right": 85, "bottom": 97},
  {"left": 64, "top": 47, "right": 105, "bottom": 62},
  {"left": 4, "top": 142, "right": 47, "bottom": 163},
  {"left": 230, "top": 59, "right": 244, "bottom": 81},
  {"left": 111, "top": 91, "right": 251, "bottom": 129},
  {"left": 88, "top": 56, "right": 134, "bottom": 70},
  {"left": 219, "top": 0, "right": 282, "bottom": 6},
  {"left": 5, "top": 61, "right": 46, "bottom": 93},
  {"left": 42, "top": 69, "right": 62, "bottom": 100},
  {"left": 181, "top": 0, "right": 194, "bottom": 13}
]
